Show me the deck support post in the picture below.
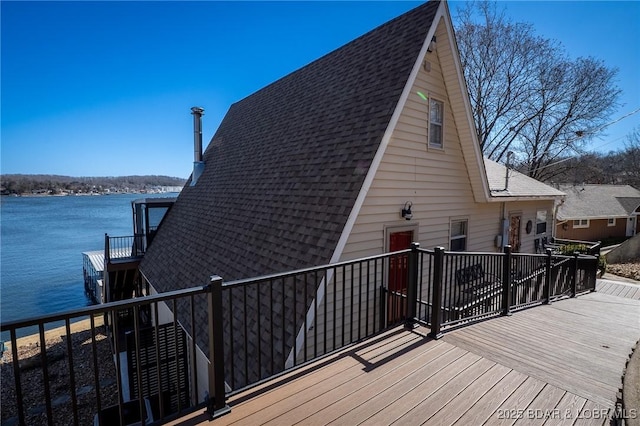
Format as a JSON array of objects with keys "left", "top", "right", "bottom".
[
  {"left": 571, "top": 252, "right": 579, "bottom": 297},
  {"left": 543, "top": 249, "right": 553, "bottom": 304},
  {"left": 501, "top": 245, "right": 512, "bottom": 316},
  {"left": 428, "top": 247, "right": 445, "bottom": 339},
  {"left": 405, "top": 242, "right": 420, "bottom": 330},
  {"left": 207, "top": 275, "right": 231, "bottom": 419}
]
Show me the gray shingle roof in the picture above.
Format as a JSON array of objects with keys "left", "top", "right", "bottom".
[
  {"left": 140, "top": 0, "right": 439, "bottom": 289},
  {"left": 556, "top": 184, "right": 640, "bottom": 220},
  {"left": 138, "top": 0, "right": 440, "bottom": 388},
  {"left": 485, "top": 158, "right": 565, "bottom": 199}
]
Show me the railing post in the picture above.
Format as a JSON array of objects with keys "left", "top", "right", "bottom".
[
  {"left": 502, "top": 245, "right": 512, "bottom": 316},
  {"left": 405, "top": 242, "right": 420, "bottom": 330},
  {"left": 428, "top": 247, "right": 445, "bottom": 339},
  {"left": 379, "top": 285, "right": 386, "bottom": 332},
  {"left": 571, "top": 252, "right": 579, "bottom": 297},
  {"left": 207, "top": 275, "right": 231, "bottom": 419},
  {"left": 104, "top": 233, "right": 110, "bottom": 263},
  {"left": 543, "top": 248, "right": 552, "bottom": 304}
]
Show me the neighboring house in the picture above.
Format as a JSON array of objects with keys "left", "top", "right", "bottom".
[
  {"left": 138, "top": 0, "right": 564, "bottom": 396},
  {"left": 556, "top": 184, "right": 640, "bottom": 241}
]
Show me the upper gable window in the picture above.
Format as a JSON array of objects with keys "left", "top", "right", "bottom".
[{"left": 429, "top": 98, "right": 444, "bottom": 148}]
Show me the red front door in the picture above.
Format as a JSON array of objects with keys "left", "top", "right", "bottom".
[{"left": 388, "top": 231, "right": 413, "bottom": 324}]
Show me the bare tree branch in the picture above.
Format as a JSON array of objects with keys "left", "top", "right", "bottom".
[{"left": 454, "top": 1, "right": 621, "bottom": 181}]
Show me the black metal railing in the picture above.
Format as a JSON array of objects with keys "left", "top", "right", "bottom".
[
  {"left": 105, "top": 234, "right": 146, "bottom": 262},
  {"left": 420, "top": 245, "right": 598, "bottom": 337},
  {"left": 2, "top": 245, "right": 598, "bottom": 424},
  {"left": 0, "top": 285, "right": 226, "bottom": 426},
  {"left": 218, "top": 250, "right": 408, "bottom": 393},
  {"left": 548, "top": 237, "right": 602, "bottom": 256}
]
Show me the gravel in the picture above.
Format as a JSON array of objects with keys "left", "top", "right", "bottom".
[
  {"left": 1, "top": 322, "right": 118, "bottom": 425},
  {"left": 606, "top": 258, "right": 640, "bottom": 282}
]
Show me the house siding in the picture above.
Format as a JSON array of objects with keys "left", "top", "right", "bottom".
[
  {"left": 296, "top": 18, "right": 557, "bottom": 359},
  {"left": 556, "top": 217, "right": 629, "bottom": 241}
]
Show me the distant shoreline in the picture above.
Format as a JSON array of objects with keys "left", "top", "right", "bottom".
[{"left": 2, "top": 191, "right": 179, "bottom": 198}]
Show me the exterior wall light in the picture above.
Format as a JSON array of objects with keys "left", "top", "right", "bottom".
[{"left": 402, "top": 201, "right": 413, "bottom": 220}]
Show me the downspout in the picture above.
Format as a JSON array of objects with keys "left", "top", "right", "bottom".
[
  {"left": 190, "top": 106, "right": 205, "bottom": 186},
  {"left": 501, "top": 202, "right": 509, "bottom": 250}
]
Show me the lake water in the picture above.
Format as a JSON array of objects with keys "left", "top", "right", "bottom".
[{"left": 0, "top": 193, "right": 177, "bottom": 338}]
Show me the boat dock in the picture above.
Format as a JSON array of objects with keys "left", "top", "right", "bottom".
[{"left": 82, "top": 250, "right": 104, "bottom": 304}]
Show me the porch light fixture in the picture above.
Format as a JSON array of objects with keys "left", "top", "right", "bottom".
[{"left": 401, "top": 201, "right": 413, "bottom": 220}]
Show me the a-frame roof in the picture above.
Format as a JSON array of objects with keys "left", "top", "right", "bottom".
[{"left": 140, "top": 1, "right": 441, "bottom": 289}]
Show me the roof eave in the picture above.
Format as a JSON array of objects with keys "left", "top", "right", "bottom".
[{"left": 488, "top": 194, "right": 565, "bottom": 203}]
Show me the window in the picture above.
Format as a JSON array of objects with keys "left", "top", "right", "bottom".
[
  {"left": 429, "top": 98, "right": 443, "bottom": 148},
  {"left": 536, "top": 210, "right": 547, "bottom": 235},
  {"left": 450, "top": 219, "right": 468, "bottom": 251},
  {"left": 607, "top": 218, "right": 616, "bottom": 227},
  {"left": 573, "top": 219, "right": 589, "bottom": 229}
]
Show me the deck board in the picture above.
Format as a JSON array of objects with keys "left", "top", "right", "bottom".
[
  {"left": 544, "top": 392, "right": 588, "bottom": 426},
  {"left": 265, "top": 340, "right": 455, "bottom": 425},
  {"left": 394, "top": 357, "right": 496, "bottom": 424},
  {"left": 359, "top": 352, "right": 484, "bottom": 425},
  {"left": 312, "top": 344, "right": 462, "bottom": 425},
  {"left": 452, "top": 369, "right": 528, "bottom": 426},
  {"left": 490, "top": 377, "right": 548, "bottom": 426},
  {"left": 168, "top": 281, "right": 638, "bottom": 426},
  {"left": 423, "top": 363, "right": 511, "bottom": 425},
  {"left": 442, "top": 293, "right": 639, "bottom": 408}
]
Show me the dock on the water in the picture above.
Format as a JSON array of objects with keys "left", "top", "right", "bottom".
[{"left": 82, "top": 250, "right": 104, "bottom": 304}]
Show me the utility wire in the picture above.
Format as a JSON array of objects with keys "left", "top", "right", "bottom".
[{"left": 518, "top": 107, "right": 640, "bottom": 173}]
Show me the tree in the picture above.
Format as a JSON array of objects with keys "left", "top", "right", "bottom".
[
  {"left": 620, "top": 126, "right": 640, "bottom": 187},
  {"left": 455, "top": 1, "right": 621, "bottom": 181}
]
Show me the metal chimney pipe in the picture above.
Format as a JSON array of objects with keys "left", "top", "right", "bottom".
[
  {"left": 505, "top": 151, "right": 514, "bottom": 191},
  {"left": 190, "top": 106, "right": 205, "bottom": 186},
  {"left": 191, "top": 106, "right": 204, "bottom": 162}
]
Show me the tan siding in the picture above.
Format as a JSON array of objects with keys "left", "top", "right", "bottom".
[
  {"left": 340, "top": 18, "right": 496, "bottom": 262},
  {"left": 299, "top": 18, "right": 556, "bottom": 354}
]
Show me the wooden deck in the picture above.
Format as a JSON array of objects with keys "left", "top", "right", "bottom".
[{"left": 169, "top": 281, "right": 640, "bottom": 426}]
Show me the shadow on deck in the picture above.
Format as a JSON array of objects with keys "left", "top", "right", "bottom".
[{"left": 169, "top": 285, "right": 640, "bottom": 426}]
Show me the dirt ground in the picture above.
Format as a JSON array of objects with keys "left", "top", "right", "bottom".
[{"left": 1, "top": 317, "right": 119, "bottom": 425}]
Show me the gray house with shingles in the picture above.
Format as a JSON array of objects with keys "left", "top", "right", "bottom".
[{"left": 139, "top": 0, "right": 564, "bottom": 396}]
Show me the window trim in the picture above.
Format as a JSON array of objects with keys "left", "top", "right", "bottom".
[
  {"left": 607, "top": 218, "right": 616, "bottom": 227},
  {"left": 449, "top": 217, "right": 468, "bottom": 252},
  {"left": 428, "top": 97, "right": 444, "bottom": 149},
  {"left": 573, "top": 219, "right": 590, "bottom": 229}
]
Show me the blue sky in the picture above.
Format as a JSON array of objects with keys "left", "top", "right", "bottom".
[{"left": 2, "top": 1, "right": 638, "bottom": 179}]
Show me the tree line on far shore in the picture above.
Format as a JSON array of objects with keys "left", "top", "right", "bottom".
[{"left": 0, "top": 174, "right": 186, "bottom": 195}]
